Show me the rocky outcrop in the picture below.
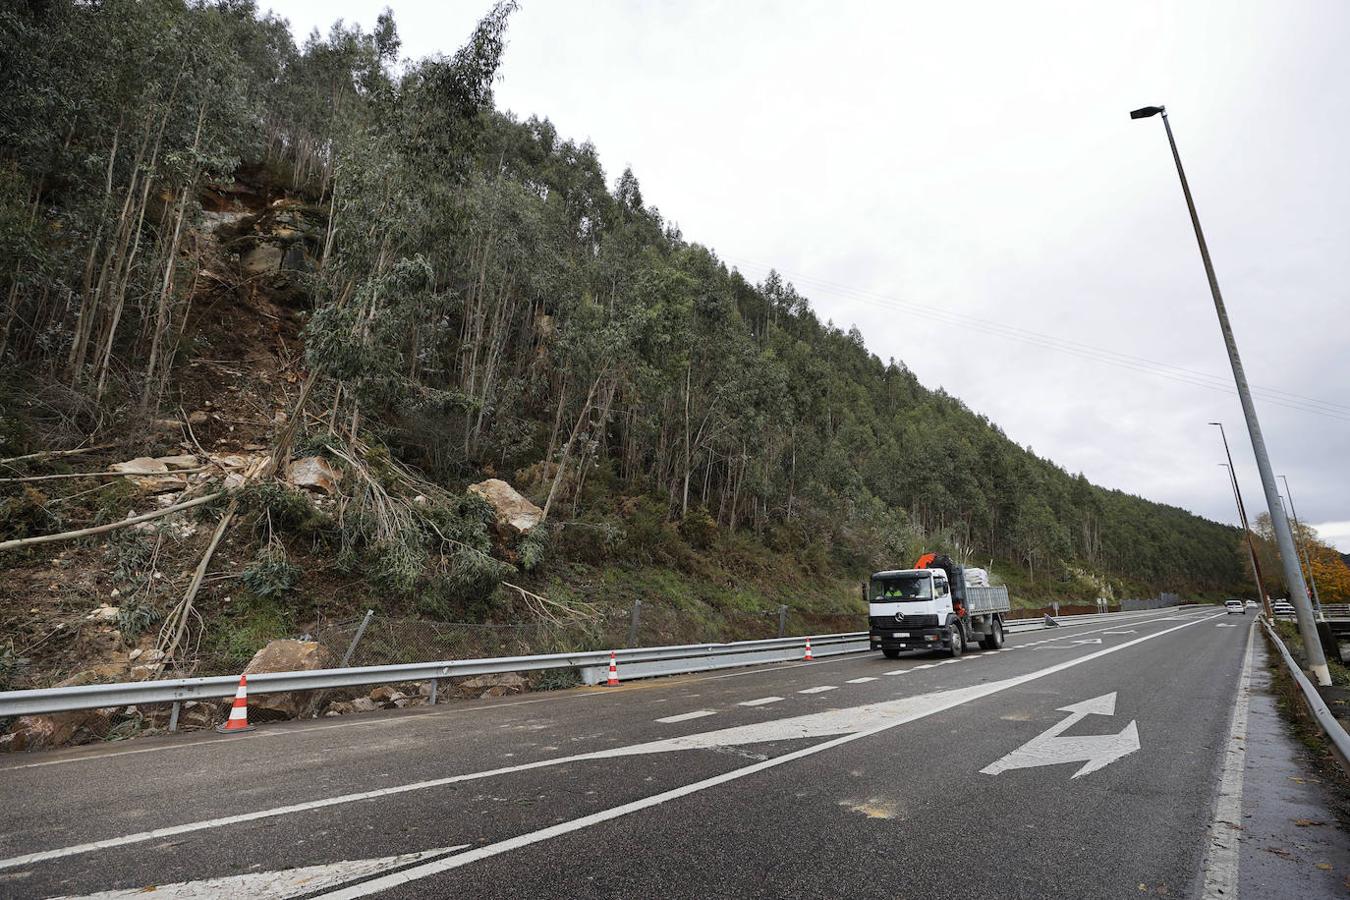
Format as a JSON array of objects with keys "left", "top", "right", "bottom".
[
  {"left": 239, "top": 639, "right": 328, "bottom": 720},
  {"left": 467, "top": 479, "right": 543, "bottom": 535}
]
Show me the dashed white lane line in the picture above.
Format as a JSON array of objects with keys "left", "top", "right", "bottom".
[
  {"left": 845, "top": 677, "right": 878, "bottom": 684},
  {"left": 655, "top": 710, "right": 717, "bottom": 724},
  {"left": 738, "top": 697, "right": 784, "bottom": 707},
  {"left": 798, "top": 686, "right": 837, "bottom": 694},
  {"left": 883, "top": 669, "right": 907, "bottom": 675},
  {"left": 912, "top": 663, "right": 937, "bottom": 669}
]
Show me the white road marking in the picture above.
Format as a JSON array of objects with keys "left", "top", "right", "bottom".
[
  {"left": 912, "top": 663, "right": 937, "bottom": 669},
  {"left": 1103, "top": 631, "right": 1136, "bottom": 635},
  {"left": 2, "top": 612, "right": 1225, "bottom": 873},
  {"left": 883, "top": 669, "right": 908, "bottom": 675},
  {"left": 980, "top": 693, "right": 1140, "bottom": 779},
  {"left": 50, "top": 845, "right": 470, "bottom": 899},
  {"left": 844, "top": 677, "right": 877, "bottom": 684},
  {"left": 1200, "top": 622, "right": 1256, "bottom": 899},
  {"left": 738, "top": 697, "right": 784, "bottom": 707},
  {"left": 309, "top": 613, "right": 1228, "bottom": 897},
  {"left": 655, "top": 710, "right": 717, "bottom": 724},
  {"left": 798, "top": 686, "right": 837, "bottom": 694}
]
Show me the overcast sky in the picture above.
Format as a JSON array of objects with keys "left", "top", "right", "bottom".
[{"left": 268, "top": 0, "right": 1350, "bottom": 549}]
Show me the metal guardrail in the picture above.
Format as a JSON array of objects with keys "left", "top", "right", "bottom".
[
  {"left": 0, "top": 606, "right": 1194, "bottom": 721},
  {"left": 1261, "top": 616, "right": 1350, "bottom": 772},
  {"left": 1321, "top": 604, "right": 1350, "bottom": 620},
  {"left": 0, "top": 633, "right": 868, "bottom": 719}
]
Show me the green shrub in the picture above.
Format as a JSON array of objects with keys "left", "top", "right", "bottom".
[
  {"left": 678, "top": 506, "right": 718, "bottom": 550},
  {"left": 212, "top": 594, "right": 294, "bottom": 665},
  {"left": 116, "top": 595, "right": 162, "bottom": 640},
  {"left": 241, "top": 543, "right": 303, "bottom": 599}
]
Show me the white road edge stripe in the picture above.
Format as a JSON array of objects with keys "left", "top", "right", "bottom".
[
  {"left": 655, "top": 710, "right": 717, "bottom": 724},
  {"left": 310, "top": 612, "right": 1228, "bottom": 898},
  {"left": 738, "top": 697, "right": 783, "bottom": 707},
  {"left": 0, "top": 611, "right": 1224, "bottom": 873},
  {"left": 1199, "top": 621, "right": 1256, "bottom": 899}
]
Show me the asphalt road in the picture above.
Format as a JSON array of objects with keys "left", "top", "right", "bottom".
[{"left": 0, "top": 607, "right": 1334, "bottom": 898}]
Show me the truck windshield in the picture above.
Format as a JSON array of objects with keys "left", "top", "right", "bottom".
[{"left": 872, "top": 575, "right": 932, "bottom": 601}]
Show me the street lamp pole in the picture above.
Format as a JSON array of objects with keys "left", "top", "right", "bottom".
[
  {"left": 1279, "top": 474, "right": 1323, "bottom": 619},
  {"left": 1219, "top": 462, "right": 1270, "bottom": 617},
  {"left": 1210, "top": 422, "right": 1269, "bottom": 617},
  {"left": 1132, "top": 105, "right": 1329, "bottom": 684}
]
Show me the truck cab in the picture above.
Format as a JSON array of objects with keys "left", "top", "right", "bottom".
[
  {"left": 867, "top": 555, "right": 1010, "bottom": 659},
  {"left": 868, "top": 568, "right": 959, "bottom": 657}
]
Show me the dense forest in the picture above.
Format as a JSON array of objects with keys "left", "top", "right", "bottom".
[{"left": 1, "top": 0, "right": 1249, "bottom": 676}]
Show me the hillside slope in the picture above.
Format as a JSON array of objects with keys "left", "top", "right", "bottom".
[{"left": 0, "top": 2, "right": 1243, "bottom": 718}]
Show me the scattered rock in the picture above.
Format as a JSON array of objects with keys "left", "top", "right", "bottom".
[
  {"left": 239, "top": 639, "right": 328, "bottom": 720},
  {"left": 287, "top": 456, "right": 342, "bottom": 494},
  {"left": 85, "top": 604, "right": 120, "bottom": 623},
  {"left": 350, "top": 697, "right": 379, "bottom": 713},
  {"left": 455, "top": 672, "right": 527, "bottom": 699},
  {"left": 368, "top": 686, "right": 407, "bottom": 708},
  {"left": 155, "top": 454, "right": 199, "bottom": 470},
  {"left": 187, "top": 409, "right": 210, "bottom": 425},
  {"left": 129, "top": 663, "right": 163, "bottom": 681},
  {"left": 110, "top": 457, "right": 185, "bottom": 493},
  {"left": 467, "top": 479, "right": 543, "bottom": 535},
  {"left": 179, "top": 701, "right": 216, "bottom": 729}
]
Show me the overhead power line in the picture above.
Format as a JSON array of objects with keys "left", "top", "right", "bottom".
[{"left": 729, "top": 258, "right": 1350, "bottom": 423}]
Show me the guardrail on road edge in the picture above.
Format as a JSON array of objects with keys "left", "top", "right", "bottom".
[
  {"left": 1261, "top": 616, "right": 1350, "bottom": 774},
  {"left": 0, "top": 606, "right": 1196, "bottom": 724},
  {"left": 0, "top": 633, "right": 870, "bottom": 721}
]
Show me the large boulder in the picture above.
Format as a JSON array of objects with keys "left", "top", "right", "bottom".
[
  {"left": 287, "top": 456, "right": 342, "bottom": 494},
  {"left": 1, "top": 708, "right": 114, "bottom": 752},
  {"left": 239, "top": 639, "right": 328, "bottom": 720},
  {"left": 467, "top": 479, "right": 543, "bottom": 535}
]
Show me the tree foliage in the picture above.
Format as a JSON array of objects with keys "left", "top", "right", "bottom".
[{"left": 0, "top": 1, "right": 1244, "bottom": 597}]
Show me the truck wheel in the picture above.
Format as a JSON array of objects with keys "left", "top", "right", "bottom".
[
  {"left": 980, "top": 618, "right": 1004, "bottom": 651},
  {"left": 882, "top": 649, "right": 901, "bottom": 660},
  {"left": 947, "top": 623, "right": 964, "bottom": 658}
]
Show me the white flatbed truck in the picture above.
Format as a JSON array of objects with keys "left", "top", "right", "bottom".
[{"left": 867, "top": 554, "right": 1011, "bottom": 658}]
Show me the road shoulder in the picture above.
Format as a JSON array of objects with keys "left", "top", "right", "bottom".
[{"left": 1238, "top": 633, "right": 1350, "bottom": 898}]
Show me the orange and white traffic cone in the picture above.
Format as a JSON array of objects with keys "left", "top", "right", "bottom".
[
  {"left": 804, "top": 637, "right": 814, "bottom": 661},
  {"left": 606, "top": 651, "right": 620, "bottom": 687},
  {"left": 216, "top": 674, "right": 256, "bottom": 734}
]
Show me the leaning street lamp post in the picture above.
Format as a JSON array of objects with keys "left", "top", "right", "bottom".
[
  {"left": 1132, "top": 105, "right": 1329, "bottom": 684},
  {"left": 1219, "top": 461, "right": 1270, "bottom": 618},
  {"left": 1211, "top": 421, "right": 1270, "bottom": 617}
]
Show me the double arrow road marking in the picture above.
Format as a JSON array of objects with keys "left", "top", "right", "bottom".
[{"left": 981, "top": 692, "right": 1140, "bottom": 779}]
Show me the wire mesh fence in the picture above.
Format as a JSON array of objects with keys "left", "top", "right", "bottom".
[{"left": 309, "top": 603, "right": 869, "bottom": 671}]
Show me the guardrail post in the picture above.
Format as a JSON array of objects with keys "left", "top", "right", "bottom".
[
  {"left": 778, "top": 605, "right": 788, "bottom": 638},
  {"left": 341, "top": 609, "right": 375, "bottom": 667},
  {"left": 168, "top": 701, "right": 181, "bottom": 733},
  {"left": 427, "top": 679, "right": 439, "bottom": 705},
  {"left": 627, "top": 599, "right": 642, "bottom": 648}
]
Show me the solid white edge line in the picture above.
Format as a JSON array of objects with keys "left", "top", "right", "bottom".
[
  {"left": 1, "top": 611, "right": 1224, "bottom": 873},
  {"left": 311, "top": 611, "right": 1229, "bottom": 898},
  {"left": 1199, "top": 621, "right": 1256, "bottom": 899}
]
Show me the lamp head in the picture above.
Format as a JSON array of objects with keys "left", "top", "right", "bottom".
[{"left": 1130, "top": 105, "right": 1165, "bottom": 120}]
